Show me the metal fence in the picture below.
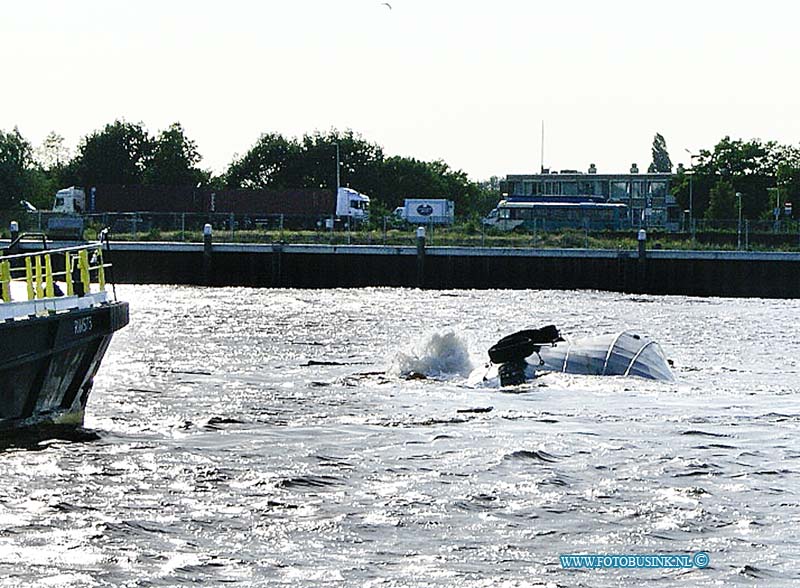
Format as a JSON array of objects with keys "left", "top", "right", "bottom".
[{"left": 4, "top": 211, "right": 800, "bottom": 250}]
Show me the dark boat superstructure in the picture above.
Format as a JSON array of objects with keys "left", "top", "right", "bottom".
[
  {"left": 0, "top": 235, "right": 128, "bottom": 430},
  {"left": 469, "top": 326, "right": 674, "bottom": 387}
]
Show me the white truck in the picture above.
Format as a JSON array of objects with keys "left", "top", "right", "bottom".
[
  {"left": 335, "top": 187, "right": 370, "bottom": 220},
  {"left": 33, "top": 185, "right": 370, "bottom": 235},
  {"left": 52, "top": 186, "right": 88, "bottom": 214},
  {"left": 393, "top": 199, "right": 455, "bottom": 225},
  {"left": 43, "top": 186, "right": 87, "bottom": 238}
]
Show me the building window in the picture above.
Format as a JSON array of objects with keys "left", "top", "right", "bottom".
[
  {"left": 544, "top": 182, "right": 561, "bottom": 195},
  {"left": 561, "top": 182, "right": 578, "bottom": 196},
  {"left": 648, "top": 181, "right": 667, "bottom": 199},
  {"left": 610, "top": 181, "right": 629, "bottom": 200}
]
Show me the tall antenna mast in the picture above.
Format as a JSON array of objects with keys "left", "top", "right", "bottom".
[{"left": 540, "top": 120, "right": 545, "bottom": 173}]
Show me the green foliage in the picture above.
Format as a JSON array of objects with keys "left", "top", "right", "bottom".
[
  {"left": 144, "top": 123, "right": 207, "bottom": 187},
  {"left": 686, "top": 136, "right": 800, "bottom": 219},
  {"left": 226, "top": 129, "right": 385, "bottom": 195},
  {"left": 32, "top": 132, "right": 72, "bottom": 206},
  {"left": 776, "top": 159, "right": 800, "bottom": 219},
  {"left": 648, "top": 133, "right": 672, "bottom": 173},
  {"left": 0, "top": 128, "right": 34, "bottom": 210},
  {"left": 12, "top": 121, "right": 800, "bottom": 228},
  {"left": 460, "top": 213, "right": 490, "bottom": 235},
  {"left": 300, "top": 129, "right": 384, "bottom": 194},
  {"left": 36, "top": 132, "right": 70, "bottom": 171},
  {"left": 26, "top": 167, "right": 60, "bottom": 210},
  {"left": 705, "top": 180, "right": 737, "bottom": 220},
  {"left": 73, "top": 120, "right": 153, "bottom": 186},
  {"left": 226, "top": 133, "right": 302, "bottom": 189},
  {"left": 225, "top": 128, "right": 492, "bottom": 219}
]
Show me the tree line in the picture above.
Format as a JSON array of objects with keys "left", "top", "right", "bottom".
[
  {"left": 669, "top": 136, "right": 800, "bottom": 221},
  {"left": 2, "top": 121, "right": 799, "bottom": 222},
  {"left": 0, "top": 121, "right": 496, "bottom": 219}
]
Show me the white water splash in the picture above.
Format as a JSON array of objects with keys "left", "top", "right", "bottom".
[{"left": 388, "top": 330, "right": 474, "bottom": 378}]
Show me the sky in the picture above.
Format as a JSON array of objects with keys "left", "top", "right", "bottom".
[{"left": 2, "top": 0, "right": 799, "bottom": 180}]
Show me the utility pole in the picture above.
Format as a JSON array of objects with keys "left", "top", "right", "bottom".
[
  {"left": 335, "top": 142, "right": 340, "bottom": 190},
  {"left": 736, "top": 192, "right": 743, "bottom": 250},
  {"left": 684, "top": 149, "right": 697, "bottom": 229}
]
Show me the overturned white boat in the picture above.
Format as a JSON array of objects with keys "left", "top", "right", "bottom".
[{"left": 468, "top": 326, "right": 674, "bottom": 387}]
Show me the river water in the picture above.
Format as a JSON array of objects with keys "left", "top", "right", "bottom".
[{"left": 0, "top": 285, "right": 798, "bottom": 587}]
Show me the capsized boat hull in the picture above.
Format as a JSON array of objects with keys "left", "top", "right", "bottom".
[{"left": 469, "top": 330, "right": 674, "bottom": 387}]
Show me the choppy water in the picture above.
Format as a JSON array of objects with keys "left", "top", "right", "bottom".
[{"left": 1, "top": 286, "right": 799, "bottom": 587}]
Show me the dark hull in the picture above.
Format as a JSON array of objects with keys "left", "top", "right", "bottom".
[{"left": 0, "top": 301, "right": 129, "bottom": 430}]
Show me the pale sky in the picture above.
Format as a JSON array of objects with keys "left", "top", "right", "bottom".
[{"left": 2, "top": 0, "right": 799, "bottom": 180}]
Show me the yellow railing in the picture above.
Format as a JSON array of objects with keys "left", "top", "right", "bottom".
[{"left": 0, "top": 241, "right": 112, "bottom": 304}]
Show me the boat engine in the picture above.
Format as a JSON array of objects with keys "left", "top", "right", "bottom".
[{"left": 488, "top": 325, "right": 562, "bottom": 386}]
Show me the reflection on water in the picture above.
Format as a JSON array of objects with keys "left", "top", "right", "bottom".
[
  {"left": 0, "top": 286, "right": 799, "bottom": 587},
  {"left": 0, "top": 426, "right": 101, "bottom": 453}
]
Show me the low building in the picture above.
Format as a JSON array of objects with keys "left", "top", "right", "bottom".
[{"left": 500, "top": 164, "right": 679, "bottom": 228}]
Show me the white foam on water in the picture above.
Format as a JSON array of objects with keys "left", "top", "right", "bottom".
[{"left": 388, "top": 330, "right": 474, "bottom": 378}]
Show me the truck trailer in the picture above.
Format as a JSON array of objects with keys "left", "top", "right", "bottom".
[
  {"left": 51, "top": 186, "right": 369, "bottom": 218},
  {"left": 394, "top": 199, "right": 455, "bottom": 225}
]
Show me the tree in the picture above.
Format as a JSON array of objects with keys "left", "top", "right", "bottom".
[
  {"left": 144, "top": 123, "right": 206, "bottom": 186},
  {"left": 648, "top": 133, "right": 672, "bottom": 173},
  {"left": 226, "top": 128, "right": 386, "bottom": 196},
  {"left": 378, "top": 156, "right": 486, "bottom": 216},
  {"left": 0, "top": 128, "right": 34, "bottom": 209},
  {"left": 379, "top": 156, "right": 448, "bottom": 207},
  {"left": 72, "top": 120, "right": 152, "bottom": 186},
  {"left": 224, "top": 127, "right": 489, "bottom": 219},
  {"left": 776, "top": 161, "right": 800, "bottom": 218},
  {"left": 36, "top": 132, "right": 70, "bottom": 171},
  {"left": 226, "top": 132, "right": 302, "bottom": 189},
  {"left": 705, "top": 179, "right": 737, "bottom": 220},
  {"left": 692, "top": 137, "right": 775, "bottom": 219},
  {"left": 297, "top": 129, "right": 384, "bottom": 194}
]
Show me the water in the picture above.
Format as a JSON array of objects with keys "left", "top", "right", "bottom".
[{"left": 1, "top": 285, "right": 799, "bottom": 587}]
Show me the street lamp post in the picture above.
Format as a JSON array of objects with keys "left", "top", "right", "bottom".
[
  {"left": 685, "top": 149, "right": 698, "bottom": 242},
  {"left": 736, "top": 192, "right": 743, "bottom": 250},
  {"left": 335, "top": 142, "right": 340, "bottom": 190}
]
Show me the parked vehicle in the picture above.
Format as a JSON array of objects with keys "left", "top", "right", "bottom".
[
  {"left": 51, "top": 185, "right": 369, "bottom": 220},
  {"left": 482, "top": 208, "right": 499, "bottom": 227},
  {"left": 493, "top": 198, "right": 628, "bottom": 231},
  {"left": 394, "top": 199, "right": 455, "bottom": 225},
  {"left": 34, "top": 185, "right": 372, "bottom": 234},
  {"left": 45, "top": 186, "right": 88, "bottom": 239}
]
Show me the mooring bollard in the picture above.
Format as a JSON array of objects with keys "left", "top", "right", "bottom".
[
  {"left": 203, "top": 223, "right": 213, "bottom": 285},
  {"left": 416, "top": 226, "right": 426, "bottom": 288},
  {"left": 637, "top": 228, "right": 647, "bottom": 293},
  {"left": 9, "top": 221, "right": 19, "bottom": 253},
  {"left": 637, "top": 229, "right": 647, "bottom": 260}
]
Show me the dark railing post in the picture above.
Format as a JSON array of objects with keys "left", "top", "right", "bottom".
[
  {"left": 272, "top": 242, "right": 283, "bottom": 287},
  {"left": 203, "top": 223, "right": 213, "bottom": 286},
  {"left": 416, "top": 226, "right": 426, "bottom": 288},
  {"left": 637, "top": 228, "right": 647, "bottom": 292},
  {"left": 638, "top": 229, "right": 647, "bottom": 260}
]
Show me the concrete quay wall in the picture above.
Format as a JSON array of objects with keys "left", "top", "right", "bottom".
[{"left": 89, "top": 241, "right": 800, "bottom": 298}]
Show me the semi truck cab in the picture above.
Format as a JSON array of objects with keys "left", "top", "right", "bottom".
[
  {"left": 52, "top": 187, "right": 87, "bottom": 214},
  {"left": 336, "top": 187, "right": 370, "bottom": 220}
]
